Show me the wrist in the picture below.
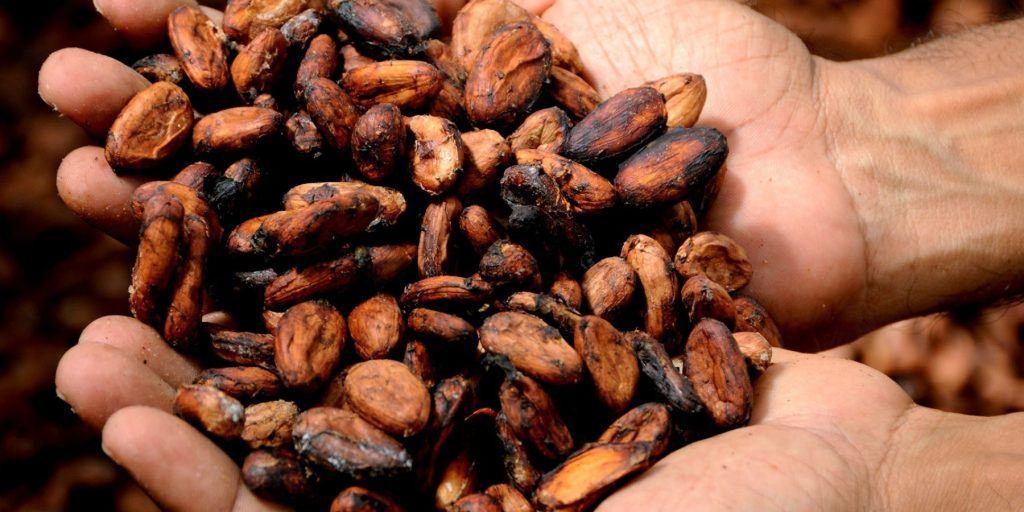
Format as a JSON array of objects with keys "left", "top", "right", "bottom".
[
  {"left": 817, "top": 47, "right": 1024, "bottom": 333},
  {"left": 882, "top": 408, "right": 1024, "bottom": 510}
]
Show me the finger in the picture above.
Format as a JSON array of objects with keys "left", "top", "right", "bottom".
[
  {"left": 514, "top": 0, "right": 556, "bottom": 14},
  {"left": 102, "top": 406, "right": 289, "bottom": 512},
  {"left": 94, "top": 0, "right": 198, "bottom": 47},
  {"left": 38, "top": 48, "right": 150, "bottom": 138},
  {"left": 55, "top": 343, "right": 178, "bottom": 429},
  {"left": 79, "top": 315, "right": 200, "bottom": 387},
  {"left": 57, "top": 146, "right": 148, "bottom": 243}
]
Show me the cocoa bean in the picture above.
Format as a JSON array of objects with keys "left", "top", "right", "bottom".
[
  {"left": 168, "top": 6, "right": 230, "bottom": 91},
  {"left": 195, "top": 366, "right": 283, "bottom": 402},
  {"left": 351, "top": 103, "right": 407, "bottom": 181},
  {"left": 674, "top": 231, "right": 753, "bottom": 293},
  {"left": 582, "top": 257, "right": 637, "bottom": 319},
  {"left": 546, "top": 66, "right": 600, "bottom": 120},
  {"left": 458, "top": 205, "right": 505, "bottom": 256},
  {"left": 615, "top": 127, "right": 728, "bottom": 209},
  {"left": 231, "top": 29, "right": 288, "bottom": 103},
  {"left": 563, "top": 87, "right": 666, "bottom": 164},
  {"left": 506, "top": 107, "right": 570, "bottom": 154},
  {"left": 679, "top": 274, "right": 737, "bottom": 327},
  {"left": 574, "top": 316, "right": 639, "bottom": 412},
  {"left": 598, "top": 403, "right": 672, "bottom": 459},
  {"left": 242, "top": 449, "right": 319, "bottom": 501},
  {"left": 106, "top": 82, "right": 193, "bottom": 171},
  {"left": 293, "top": 407, "right": 413, "bottom": 478},
  {"left": 408, "top": 115, "right": 465, "bottom": 195},
  {"left": 331, "top": 486, "right": 404, "bottom": 512},
  {"left": 734, "top": 331, "right": 773, "bottom": 373},
  {"left": 344, "top": 359, "right": 431, "bottom": 437},
  {"left": 734, "top": 296, "right": 783, "bottom": 348},
  {"left": 342, "top": 60, "right": 443, "bottom": 111},
  {"left": 242, "top": 400, "right": 299, "bottom": 449},
  {"left": 275, "top": 300, "right": 347, "bottom": 391},
  {"left": 132, "top": 54, "right": 185, "bottom": 85},
  {"left": 684, "top": 319, "right": 753, "bottom": 427},
  {"left": 295, "top": 34, "right": 339, "bottom": 101},
  {"left": 479, "top": 311, "right": 582, "bottom": 385},
  {"left": 534, "top": 442, "right": 653, "bottom": 511},
  {"left": 464, "top": 22, "right": 550, "bottom": 128},
  {"left": 192, "top": 107, "right": 284, "bottom": 154},
  {"left": 499, "top": 371, "right": 574, "bottom": 459},
  {"left": 223, "top": 0, "right": 307, "bottom": 43},
  {"left": 419, "top": 197, "right": 462, "bottom": 278},
  {"left": 348, "top": 293, "right": 404, "bottom": 359},
  {"left": 173, "top": 384, "right": 245, "bottom": 439}
]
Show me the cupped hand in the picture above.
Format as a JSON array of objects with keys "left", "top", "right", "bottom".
[{"left": 43, "top": 0, "right": 890, "bottom": 510}]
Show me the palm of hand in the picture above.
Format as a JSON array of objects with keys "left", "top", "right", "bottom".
[
  {"left": 545, "top": 0, "right": 869, "bottom": 349},
  {"left": 44, "top": 1, "right": 894, "bottom": 510}
]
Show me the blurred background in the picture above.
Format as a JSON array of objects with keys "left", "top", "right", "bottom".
[{"left": 0, "top": 0, "right": 1021, "bottom": 510}]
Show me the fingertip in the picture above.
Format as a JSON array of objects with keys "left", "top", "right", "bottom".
[
  {"left": 39, "top": 48, "right": 149, "bottom": 137},
  {"left": 80, "top": 315, "right": 200, "bottom": 387},
  {"left": 95, "top": 0, "right": 199, "bottom": 47},
  {"left": 101, "top": 406, "right": 245, "bottom": 512},
  {"left": 56, "top": 343, "right": 177, "bottom": 429},
  {"left": 57, "top": 146, "right": 147, "bottom": 243}
]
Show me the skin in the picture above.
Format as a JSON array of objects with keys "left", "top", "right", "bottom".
[{"left": 40, "top": 0, "right": 1024, "bottom": 510}]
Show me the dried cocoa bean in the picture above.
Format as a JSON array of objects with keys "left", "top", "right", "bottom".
[
  {"left": 344, "top": 359, "right": 431, "bottom": 437},
  {"left": 193, "top": 107, "right": 284, "bottom": 154},
  {"left": 342, "top": 60, "right": 443, "bottom": 110},
  {"left": 450, "top": 0, "right": 532, "bottom": 74},
  {"left": 242, "top": 449, "right": 319, "bottom": 501},
  {"left": 106, "top": 82, "right": 193, "bottom": 171},
  {"left": 534, "top": 442, "right": 653, "bottom": 511},
  {"left": 242, "top": 400, "right": 299, "bottom": 449},
  {"left": 223, "top": 0, "right": 307, "bottom": 43},
  {"left": 351, "top": 103, "right": 407, "bottom": 181},
  {"left": 574, "top": 316, "right": 639, "bottom": 412},
  {"left": 195, "top": 366, "right": 283, "bottom": 402},
  {"left": 275, "top": 300, "right": 347, "bottom": 391},
  {"left": 231, "top": 28, "right": 288, "bottom": 103},
  {"left": 458, "top": 205, "right": 505, "bottom": 256},
  {"left": 582, "top": 257, "right": 637, "bottom": 319},
  {"left": 684, "top": 319, "right": 753, "bottom": 427},
  {"left": 408, "top": 115, "right": 465, "bottom": 195},
  {"left": 295, "top": 34, "right": 339, "bottom": 101},
  {"left": 515, "top": 148, "right": 617, "bottom": 214},
  {"left": 464, "top": 22, "right": 550, "bottom": 128},
  {"left": 622, "top": 235, "right": 681, "bottom": 349},
  {"left": 674, "top": 231, "right": 753, "bottom": 292},
  {"left": 173, "top": 384, "right": 245, "bottom": 439},
  {"left": 303, "top": 77, "right": 362, "bottom": 151},
  {"left": 348, "top": 293, "right": 404, "bottom": 359},
  {"left": 506, "top": 107, "right": 570, "bottom": 154},
  {"left": 615, "top": 127, "right": 728, "bottom": 209},
  {"left": 419, "top": 197, "right": 462, "bottom": 278},
  {"left": 734, "top": 296, "right": 783, "bottom": 348},
  {"left": 479, "top": 312, "right": 582, "bottom": 385},
  {"left": 598, "top": 402, "right": 672, "bottom": 459},
  {"left": 478, "top": 240, "right": 541, "bottom": 289},
  {"left": 293, "top": 407, "right": 413, "bottom": 478},
  {"left": 331, "top": 486, "right": 404, "bottom": 512},
  {"left": 734, "top": 331, "right": 773, "bottom": 373},
  {"left": 563, "top": 87, "right": 666, "bottom": 164},
  {"left": 629, "top": 330, "right": 702, "bottom": 414},
  {"left": 400, "top": 275, "right": 493, "bottom": 309},
  {"left": 679, "top": 274, "right": 737, "bottom": 327},
  {"left": 168, "top": 6, "right": 229, "bottom": 91},
  {"left": 456, "top": 129, "right": 510, "bottom": 197},
  {"left": 499, "top": 371, "right": 574, "bottom": 459},
  {"left": 648, "top": 73, "right": 707, "bottom": 128},
  {"left": 132, "top": 54, "right": 185, "bottom": 85},
  {"left": 407, "top": 308, "right": 475, "bottom": 344},
  {"left": 549, "top": 271, "right": 583, "bottom": 311}
]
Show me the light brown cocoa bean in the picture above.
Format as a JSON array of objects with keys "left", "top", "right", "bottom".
[
  {"left": 348, "top": 293, "right": 404, "bottom": 360},
  {"left": 283, "top": 181, "right": 406, "bottom": 230},
  {"left": 208, "top": 328, "right": 277, "bottom": 370},
  {"left": 344, "top": 359, "right": 431, "bottom": 437},
  {"left": 598, "top": 402, "right": 672, "bottom": 459},
  {"left": 679, "top": 274, "right": 737, "bottom": 327},
  {"left": 400, "top": 275, "right": 493, "bottom": 309},
  {"left": 173, "top": 384, "right": 245, "bottom": 439},
  {"left": 648, "top": 73, "right": 707, "bottom": 128},
  {"left": 622, "top": 234, "right": 681, "bottom": 349},
  {"left": 419, "top": 196, "right": 462, "bottom": 278},
  {"left": 169, "top": 6, "right": 230, "bottom": 91},
  {"left": 193, "top": 107, "right": 284, "bottom": 154},
  {"left": 163, "top": 215, "right": 210, "bottom": 349},
  {"left": 195, "top": 366, "right": 283, "bottom": 402},
  {"left": 734, "top": 331, "right": 773, "bottom": 373},
  {"left": 242, "top": 399, "right": 299, "bottom": 449},
  {"left": 464, "top": 22, "right": 550, "bottom": 128},
  {"left": 534, "top": 442, "right": 653, "bottom": 512},
  {"left": 295, "top": 34, "right": 339, "bottom": 100},
  {"left": 231, "top": 28, "right": 289, "bottom": 102},
  {"left": 574, "top": 316, "right": 639, "bottom": 412},
  {"left": 506, "top": 107, "right": 569, "bottom": 154},
  {"left": 546, "top": 65, "right": 600, "bottom": 121},
  {"left": 458, "top": 205, "right": 504, "bottom": 256},
  {"left": 342, "top": 60, "right": 442, "bottom": 111},
  {"left": 455, "top": 129, "right": 510, "bottom": 197},
  {"left": 674, "top": 231, "right": 753, "bottom": 292},
  {"left": 582, "top": 257, "right": 636, "bottom": 319},
  {"left": 223, "top": 0, "right": 308, "bottom": 43},
  {"left": 549, "top": 271, "right": 583, "bottom": 311},
  {"left": 130, "top": 194, "right": 184, "bottom": 326},
  {"left": 408, "top": 114, "right": 465, "bottom": 195},
  {"left": 407, "top": 308, "right": 475, "bottom": 344},
  {"left": 734, "top": 296, "right": 783, "bottom": 348},
  {"left": 450, "top": 0, "right": 532, "bottom": 73},
  {"left": 275, "top": 300, "right": 347, "bottom": 391},
  {"left": 479, "top": 312, "right": 582, "bottom": 385},
  {"left": 684, "top": 318, "right": 753, "bottom": 427},
  {"left": 263, "top": 248, "right": 371, "bottom": 309},
  {"left": 105, "top": 82, "right": 193, "bottom": 171}
]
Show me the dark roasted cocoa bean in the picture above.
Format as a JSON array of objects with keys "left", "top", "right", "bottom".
[{"left": 563, "top": 87, "right": 666, "bottom": 164}]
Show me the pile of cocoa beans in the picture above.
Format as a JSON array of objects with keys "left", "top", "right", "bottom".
[{"left": 105, "top": 0, "right": 783, "bottom": 510}]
